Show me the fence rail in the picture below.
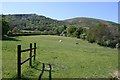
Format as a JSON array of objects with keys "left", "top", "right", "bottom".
[{"left": 17, "top": 43, "right": 36, "bottom": 79}]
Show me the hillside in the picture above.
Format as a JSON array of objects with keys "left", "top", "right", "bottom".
[
  {"left": 2, "top": 14, "right": 66, "bottom": 35},
  {"left": 2, "top": 14, "right": 119, "bottom": 48},
  {"left": 64, "top": 17, "right": 118, "bottom": 29},
  {"left": 2, "top": 14, "right": 119, "bottom": 31}
]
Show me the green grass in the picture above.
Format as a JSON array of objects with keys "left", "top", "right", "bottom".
[{"left": 2, "top": 35, "right": 118, "bottom": 78}]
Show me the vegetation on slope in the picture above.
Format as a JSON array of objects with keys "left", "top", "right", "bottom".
[
  {"left": 64, "top": 17, "right": 118, "bottom": 28},
  {"left": 1, "top": 14, "right": 120, "bottom": 48}
]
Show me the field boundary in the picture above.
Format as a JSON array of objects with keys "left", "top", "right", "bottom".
[{"left": 17, "top": 43, "right": 36, "bottom": 79}]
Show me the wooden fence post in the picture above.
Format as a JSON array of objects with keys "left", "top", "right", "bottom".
[
  {"left": 17, "top": 45, "right": 21, "bottom": 79},
  {"left": 34, "top": 43, "right": 36, "bottom": 61},
  {"left": 30, "top": 43, "right": 32, "bottom": 66}
]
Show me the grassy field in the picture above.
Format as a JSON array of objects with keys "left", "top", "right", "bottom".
[{"left": 2, "top": 35, "right": 118, "bottom": 78}]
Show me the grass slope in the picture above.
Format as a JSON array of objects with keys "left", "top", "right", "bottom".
[{"left": 2, "top": 35, "right": 118, "bottom": 78}]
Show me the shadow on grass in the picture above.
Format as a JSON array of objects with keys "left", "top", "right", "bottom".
[
  {"left": 38, "top": 63, "right": 45, "bottom": 80},
  {"left": 3, "top": 74, "right": 38, "bottom": 80},
  {"left": 31, "top": 61, "right": 42, "bottom": 71},
  {"left": 1, "top": 35, "right": 20, "bottom": 41},
  {"left": 31, "top": 61, "right": 52, "bottom": 80},
  {"left": 3, "top": 61, "right": 52, "bottom": 80}
]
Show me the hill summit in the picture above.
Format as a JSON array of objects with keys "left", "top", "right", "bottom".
[{"left": 64, "top": 17, "right": 118, "bottom": 28}]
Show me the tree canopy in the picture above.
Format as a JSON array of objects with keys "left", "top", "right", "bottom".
[{"left": 2, "top": 17, "right": 9, "bottom": 35}]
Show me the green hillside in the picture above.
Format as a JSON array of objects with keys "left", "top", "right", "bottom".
[
  {"left": 2, "top": 14, "right": 66, "bottom": 35},
  {"left": 2, "top": 14, "right": 118, "bottom": 31},
  {"left": 64, "top": 17, "right": 118, "bottom": 28}
]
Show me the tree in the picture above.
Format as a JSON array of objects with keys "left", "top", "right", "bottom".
[
  {"left": 57, "top": 25, "right": 65, "bottom": 34},
  {"left": 73, "top": 27, "right": 83, "bottom": 38},
  {"left": 86, "top": 23, "right": 118, "bottom": 48},
  {"left": 87, "top": 28, "right": 96, "bottom": 43},
  {"left": 2, "top": 17, "right": 9, "bottom": 35},
  {"left": 66, "top": 25, "right": 76, "bottom": 37}
]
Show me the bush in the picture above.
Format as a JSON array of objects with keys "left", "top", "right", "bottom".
[
  {"left": 97, "top": 39, "right": 118, "bottom": 48},
  {"left": 88, "top": 39, "right": 95, "bottom": 43},
  {"left": 109, "top": 40, "right": 118, "bottom": 48}
]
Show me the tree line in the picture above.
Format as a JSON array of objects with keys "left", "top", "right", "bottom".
[{"left": 1, "top": 14, "right": 120, "bottom": 48}]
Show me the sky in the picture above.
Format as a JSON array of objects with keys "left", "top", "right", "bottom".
[
  {"left": 0, "top": 0, "right": 119, "bottom": 2},
  {"left": 1, "top": 2, "right": 118, "bottom": 23}
]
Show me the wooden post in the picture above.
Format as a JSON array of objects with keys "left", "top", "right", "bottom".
[
  {"left": 30, "top": 43, "right": 32, "bottom": 66},
  {"left": 34, "top": 43, "right": 36, "bottom": 61},
  {"left": 17, "top": 45, "right": 21, "bottom": 79}
]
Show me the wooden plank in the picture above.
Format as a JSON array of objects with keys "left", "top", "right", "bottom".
[
  {"left": 21, "top": 48, "right": 31, "bottom": 52},
  {"left": 17, "top": 45, "right": 21, "bottom": 79},
  {"left": 34, "top": 43, "right": 36, "bottom": 61},
  {"left": 21, "top": 58, "right": 30, "bottom": 65},
  {"left": 21, "top": 55, "right": 35, "bottom": 65},
  {"left": 29, "top": 43, "right": 32, "bottom": 66},
  {"left": 21, "top": 48, "right": 35, "bottom": 52}
]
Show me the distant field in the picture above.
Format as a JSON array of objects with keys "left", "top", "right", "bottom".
[{"left": 2, "top": 35, "right": 118, "bottom": 78}]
